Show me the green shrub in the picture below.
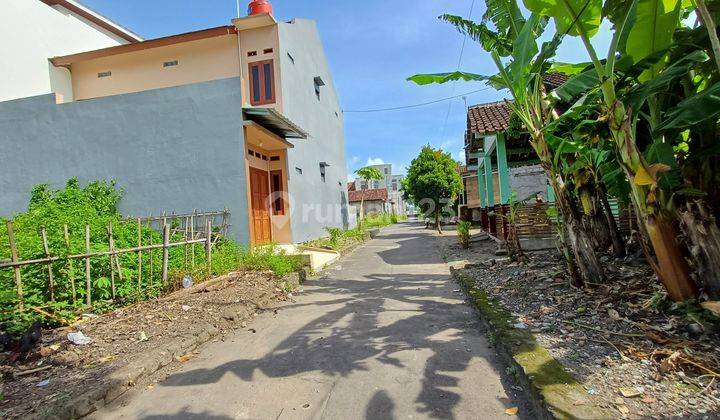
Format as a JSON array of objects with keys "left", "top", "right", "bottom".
[
  {"left": 0, "top": 179, "right": 301, "bottom": 336},
  {"left": 240, "top": 245, "right": 301, "bottom": 277},
  {"left": 363, "top": 213, "right": 393, "bottom": 229},
  {"left": 457, "top": 221, "right": 471, "bottom": 249}
]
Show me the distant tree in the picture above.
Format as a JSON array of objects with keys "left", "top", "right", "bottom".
[
  {"left": 354, "top": 166, "right": 384, "bottom": 222},
  {"left": 401, "top": 146, "right": 463, "bottom": 233}
]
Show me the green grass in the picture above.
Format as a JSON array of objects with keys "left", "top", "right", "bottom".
[
  {"left": 305, "top": 212, "right": 407, "bottom": 251},
  {"left": 0, "top": 179, "right": 302, "bottom": 336}
]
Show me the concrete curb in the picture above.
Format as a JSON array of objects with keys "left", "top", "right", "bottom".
[
  {"left": 450, "top": 268, "right": 613, "bottom": 420},
  {"left": 37, "top": 276, "right": 300, "bottom": 419}
]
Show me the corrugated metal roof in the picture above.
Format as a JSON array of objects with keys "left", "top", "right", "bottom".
[{"left": 243, "top": 107, "right": 308, "bottom": 139}]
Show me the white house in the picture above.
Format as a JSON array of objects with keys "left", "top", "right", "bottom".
[{"left": 0, "top": 0, "right": 142, "bottom": 103}]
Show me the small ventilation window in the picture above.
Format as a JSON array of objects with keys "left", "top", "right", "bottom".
[
  {"left": 261, "top": 155, "right": 268, "bottom": 161},
  {"left": 314, "top": 76, "right": 325, "bottom": 100},
  {"left": 247, "top": 51, "right": 258, "bottom": 57},
  {"left": 263, "top": 48, "right": 274, "bottom": 54},
  {"left": 163, "top": 60, "right": 179, "bottom": 68},
  {"left": 248, "top": 149, "right": 253, "bottom": 155},
  {"left": 98, "top": 71, "right": 112, "bottom": 78},
  {"left": 295, "top": 167, "right": 303, "bottom": 175},
  {"left": 287, "top": 52, "right": 295, "bottom": 64},
  {"left": 254, "top": 151, "right": 261, "bottom": 158},
  {"left": 270, "top": 156, "right": 280, "bottom": 161}
]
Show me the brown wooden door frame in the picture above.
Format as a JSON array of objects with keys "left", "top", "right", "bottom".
[{"left": 249, "top": 167, "right": 272, "bottom": 245}]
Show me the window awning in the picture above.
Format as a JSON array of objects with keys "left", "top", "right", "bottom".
[{"left": 242, "top": 107, "right": 308, "bottom": 140}]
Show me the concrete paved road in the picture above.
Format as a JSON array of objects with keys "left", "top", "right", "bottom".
[{"left": 94, "top": 222, "right": 527, "bottom": 420}]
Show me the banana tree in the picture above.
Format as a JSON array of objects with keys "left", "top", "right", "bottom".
[
  {"left": 524, "top": 0, "right": 698, "bottom": 300},
  {"left": 409, "top": 11, "right": 605, "bottom": 286}
]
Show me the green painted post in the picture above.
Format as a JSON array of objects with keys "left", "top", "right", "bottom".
[
  {"left": 484, "top": 153, "right": 494, "bottom": 207},
  {"left": 546, "top": 182, "right": 556, "bottom": 203},
  {"left": 477, "top": 154, "right": 487, "bottom": 208},
  {"left": 496, "top": 133, "right": 511, "bottom": 204}
]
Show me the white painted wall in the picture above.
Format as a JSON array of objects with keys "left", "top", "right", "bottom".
[{"left": 0, "top": 0, "right": 130, "bottom": 103}]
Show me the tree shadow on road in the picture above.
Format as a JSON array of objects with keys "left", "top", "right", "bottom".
[{"left": 159, "top": 268, "right": 530, "bottom": 419}]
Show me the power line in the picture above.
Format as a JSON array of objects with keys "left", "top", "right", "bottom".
[
  {"left": 438, "top": 0, "right": 476, "bottom": 140},
  {"left": 342, "top": 86, "right": 492, "bottom": 113}
]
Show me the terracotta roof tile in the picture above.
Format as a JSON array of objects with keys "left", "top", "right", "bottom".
[
  {"left": 348, "top": 188, "right": 388, "bottom": 203},
  {"left": 543, "top": 72, "right": 569, "bottom": 89},
  {"left": 467, "top": 100, "right": 513, "bottom": 136}
]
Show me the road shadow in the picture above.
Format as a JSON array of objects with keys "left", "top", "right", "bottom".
[{"left": 158, "top": 227, "right": 539, "bottom": 419}]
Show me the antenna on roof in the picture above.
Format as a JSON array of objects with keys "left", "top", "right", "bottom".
[{"left": 236, "top": 0, "right": 241, "bottom": 17}]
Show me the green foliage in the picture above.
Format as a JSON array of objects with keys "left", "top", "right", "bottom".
[
  {"left": 354, "top": 166, "right": 384, "bottom": 182},
  {"left": 239, "top": 245, "right": 302, "bottom": 277},
  {"left": 457, "top": 221, "right": 472, "bottom": 249},
  {"left": 523, "top": 0, "right": 603, "bottom": 37},
  {"left": 362, "top": 213, "right": 395, "bottom": 229},
  {"left": 402, "top": 146, "right": 464, "bottom": 218},
  {"left": 0, "top": 179, "right": 302, "bottom": 336}
]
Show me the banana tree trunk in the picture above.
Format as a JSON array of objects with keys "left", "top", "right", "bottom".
[
  {"left": 597, "top": 183, "right": 626, "bottom": 258},
  {"left": 547, "top": 169, "right": 605, "bottom": 287},
  {"left": 580, "top": 187, "right": 612, "bottom": 252},
  {"left": 679, "top": 200, "right": 720, "bottom": 300},
  {"left": 610, "top": 108, "right": 697, "bottom": 301}
]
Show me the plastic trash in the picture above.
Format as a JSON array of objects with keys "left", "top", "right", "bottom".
[
  {"left": 182, "top": 275, "right": 194, "bottom": 289},
  {"left": 67, "top": 331, "right": 91, "bottom": 345},
  {"left": 37, "top": 379, "right": 50, "bottom": 387},
  {"left": 181, "top": 305, "right": 191, "bottom": 312},
  {"left": 138, "top": 331, "right": 149, "bottom": 342}
]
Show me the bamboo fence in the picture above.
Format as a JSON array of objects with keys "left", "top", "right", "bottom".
[{"left": 0, "top": 210, "right": 227, "bottom": 311}]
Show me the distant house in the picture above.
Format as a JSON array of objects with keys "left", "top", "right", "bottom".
[
  {"left": 354, "top": 163, "right": 407, "bottom": 214},
  {"left": 0, "top": 0, "right": 349, "bottom": 246},
  {"left": 462, "top": 74, "right": 568, "bottom": 239},
  {"left": 347, "top": 186, "right": 389, "bottom": 218}
]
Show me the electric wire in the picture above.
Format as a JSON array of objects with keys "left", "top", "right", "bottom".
[{"left": 342, "top": 86, "right": 492, "bottom": 113}]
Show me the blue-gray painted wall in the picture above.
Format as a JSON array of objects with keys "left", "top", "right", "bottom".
[
  {"left": 278, "top": 19, "right": 350, "bottom": 242},
  {"left": 0, "top": 77, "right": 250, "bottom": 243}
]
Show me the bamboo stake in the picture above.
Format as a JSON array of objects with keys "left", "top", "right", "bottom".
[
  {"left": 137, "top": 218, "right": 142, "bottom": 292},
  {"left": 205, "top": 219, "right": 212, "bottom": 278},
  {"left": 190, "top": 212, "right": 196, "bottom": 269},
  {"left": 148, "top": 219, "right": 154, "bottom": 286},
  {"left": 6, "top": 221, "right": 24, "bottom": 310},
  {"left": 40, "top": 227, "right": 55, "bottom": 302},
  {"left": 63, "top": 225, "right": 77, "bottom": 305},
  {"left": 161, "top": 224, "right": 170, "bottom": 286},
  {"left": 183, "top": 216, "right": 189, "bottom": 270},
  {"left": 0, "top": 239, "right": 206, "bottom": 268},
  {"left": 84, "top": 225, "right": 91, "bottom": 306},
  {"left": 107, "top": 222, "right": 116, "bottom": 300}
]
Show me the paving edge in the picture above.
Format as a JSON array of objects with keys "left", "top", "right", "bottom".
[
  {"left": 36, "top": 273, "right": 305, "bottom": 420},
  {"left": 450, "top": 268, "right": 614, "bottom": 420}
]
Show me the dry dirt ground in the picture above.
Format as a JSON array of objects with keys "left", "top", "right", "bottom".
[
  {"left": 439, "top": 226, "right": 720, "bottom": 419},
  {"left": 0, "top": 271, "right": 292, "bottom": 419}
]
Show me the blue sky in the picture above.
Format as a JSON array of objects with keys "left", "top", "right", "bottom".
[{"left": 82, "top": 0, "right": 611, "bottom": 178}]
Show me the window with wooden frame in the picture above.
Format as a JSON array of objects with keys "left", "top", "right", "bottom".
[
  {"left": 270, "top": 170, "right": 285, "bottom": 215},
  {"left": 248, "top": 60, "right": 276, "bottom": 105}
]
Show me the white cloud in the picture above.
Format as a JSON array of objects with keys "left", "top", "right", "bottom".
[
  {"left": 366, "top": 157, "right": 385, "bottom": 166},
  {"left": 456, "top": 149, "right": 466, "bottom": 162},
  {"left": 439, "top": 139, "right": 457, "bottom": 150}
]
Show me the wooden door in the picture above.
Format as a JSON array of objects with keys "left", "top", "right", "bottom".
[{"left": 250, "top": 168, "right": 272, "bottom": 245}]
